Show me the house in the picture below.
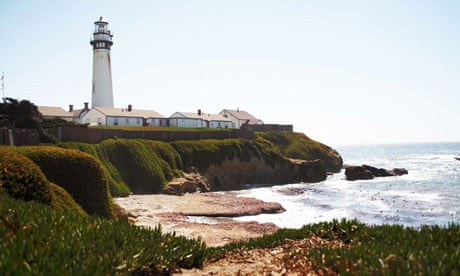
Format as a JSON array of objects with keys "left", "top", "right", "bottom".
[
  {"left": 169, "top": 110, "right": 233, "bottom": 128},
  {"left": 202, "top": 113, "right": 233, "bottom": 128},
  {"left": 81, "top": 105, "right": 166, "bottom": 126},
  {"left": 38, "top": 106, "right": 75, "bottom": 122},
  {"left": 219, "top": 109, "right": 263, "bottom": 129},
  {"left": 169, "top": 111, "right": 205, "bottom": 128}
]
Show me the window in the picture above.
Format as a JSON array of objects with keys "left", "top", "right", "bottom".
[
  {"left": 125, "top": 118, "right": 130, "bottom": 125},
  {"left": 113, "top": 118, "right": 118, "bottom": 126}
]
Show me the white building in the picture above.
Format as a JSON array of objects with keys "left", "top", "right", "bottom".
[
  {"left": 219, "top": 109, "right": 263, "bottom": 129},
  {"left": 169, "top": 112, "right": 205, "bottom": 128},
  {"left": 81, "top": 106, "right": 166, "bottom": 127},
  {"left": 169, "top": 111, "right": 233, "bottom": 128},
  {"left": 202, "top": 113, "right": 233, "bottom": 128},
  {"left": 90, "top": 17, "right": 114, "bottom": 108}
]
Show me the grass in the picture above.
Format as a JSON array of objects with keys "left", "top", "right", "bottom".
[
  {"left": 1, "top": 188, "right": 458, "bottom": 274},
  {"left": 257, "top": 131, "right": 343, "bottom": 172},
  {"left": 208, "top": 219, "right": 460, "bottom": 275},
  {"left": 0, "top": 189, "right": 207, "bottom": 275}
]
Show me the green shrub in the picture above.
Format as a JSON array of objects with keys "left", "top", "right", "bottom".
[
  {"left": 0, "top": 149, "right": 52, "bottom": 205},
  {"left": 60, "top": 141, "right": 131, "bottom": 197},
  {"left": 257, "top": 131, "right": 343, "bottom": 172},
  {"left": 38, "top": 131, "right": 59, "bottom": 144},
  {"left": 48, "top": 183, "right": 86, "bottom": 216},
  {"left": 60, "top": 139, "right": 183, "bottom": 196},
  {"left": 96, "top": 139, "right": 180, "bottom": 194},
  {"left": 14, "top": 146, "right": 113, "bottom": 219},
  {"left": 171, "top": 139, "right": 268, "bottom": 171},
  {"left": 0, "top": 189, "right": 207, "bottom": 274}
]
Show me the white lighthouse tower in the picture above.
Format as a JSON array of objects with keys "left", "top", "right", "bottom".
[{"left": 90, "top": 17, "right": 114, "bottom": 108}]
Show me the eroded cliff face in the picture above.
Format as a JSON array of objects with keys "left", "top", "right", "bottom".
[
  {"left": 163, "top": 157, "right": 329, "bottom": 194},
  {"left": 60, "top": 131, "right": 343, "bottom": 195}
]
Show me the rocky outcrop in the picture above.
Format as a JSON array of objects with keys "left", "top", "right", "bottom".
[
  {"left": 345, "top": 165, "right": 408, "bottom": 181},
  {"left": 162, "top": 172, "right": 211, "bottom": 195},
  {"left": 455, "top": 157, "right": 460, "bottom": 161},
  {"left": 291, "top": 159, "right": 327, "bottom": 183}
]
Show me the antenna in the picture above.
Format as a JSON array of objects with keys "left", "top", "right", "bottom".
[{"left": 1, "top": 72, "right": 4, "bottom": 98}]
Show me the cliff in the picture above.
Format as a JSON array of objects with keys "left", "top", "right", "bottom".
[
  {"left": 0, "top": 130, "right": 342, "bottom": 216},
  {"left": 59, "top": 131, "right": 342, "bottom": 195}
]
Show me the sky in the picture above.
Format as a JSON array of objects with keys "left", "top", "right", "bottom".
[{"left": 1, "top": 1, "right": 459, "bottom": 146}]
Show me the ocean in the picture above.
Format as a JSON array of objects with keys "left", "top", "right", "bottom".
[{"left": 233, "top": 142, "right": 460, "bottom": 228}]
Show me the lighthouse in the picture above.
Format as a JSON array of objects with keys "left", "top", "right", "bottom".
[{"left": 90, "top": 17, "right": 114, "bottom": 108}]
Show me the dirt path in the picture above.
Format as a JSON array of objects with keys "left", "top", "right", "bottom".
[{"left": 176, "top": 236, "right": 344, "bottom": 275}]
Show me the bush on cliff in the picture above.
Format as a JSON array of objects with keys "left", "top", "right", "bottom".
[
  {"left": 48, "top": 183, "right": 86, "bottom": 215},
  {"left": 95, "top": 139, "right": 181, "bottom": 194},
  {"left": 59, "top": 141, "right": 130, "bottom": 197},
  {"left": 61, "top": 139, "right": 182, "bottom": 195},
  {"left": 257, "top": 131, "right": 343, "bottom": 172},
  {"left": 14, "top": 146, "right": 113, "bottom": 218},
  {"left": 0, "top": 148, "right": 85, "bottom": 215},
  {"left": 0, "top": 149, "right": 52, "bottom": 205},
  {"left": 171, "top": 139, "right": 269, "bottom": 171}
]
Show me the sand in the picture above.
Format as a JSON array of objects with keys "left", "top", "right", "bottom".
[{"left": 113, "top": 192, "right": 284, "bottom": 247}]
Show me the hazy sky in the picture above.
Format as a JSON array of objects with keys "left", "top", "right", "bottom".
[{"left": 1, "top": 1, "right": 459, "bottom": 145}]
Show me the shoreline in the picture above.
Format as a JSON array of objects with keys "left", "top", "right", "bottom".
[{"left": 113, "top": 192, "right": 284, "bottom": 247}]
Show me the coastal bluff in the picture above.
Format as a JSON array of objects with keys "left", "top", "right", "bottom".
[{"left": 57, "top": 130, "right": 343, "bottom": 196}]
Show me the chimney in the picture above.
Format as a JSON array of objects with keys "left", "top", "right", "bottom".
[
  {"left": 197, "top": 109, "right": 202, "bottom": 116},
  {"left": 69, "top": 104, "right": 74, "bottom": 112},
  {"left": 128, "top": 104, "right": 132, "bottom": 112},
  {"left": 84, "top": 102, "right": 89, "bottom": 110}
]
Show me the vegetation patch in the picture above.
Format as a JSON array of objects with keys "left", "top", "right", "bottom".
[
  {"left": 0, "top": 190, "right": 207, "bottom": 275},
  {"left": 60, "top": 139, "right": 182, "bottom": 195},
  {"left": 208, "top": 219, "right": 460, "bottom": 275},
  {"left": 0, "top": 149, "right": 51, "bottom": 205},
  {"left": 257, "top": 131, "right": 343, "bottom": 172},
  {"left": 14, "top": 146, "right": 113, "bottom": 218},
  {"left": 47, "top": 183, "right": 86, "bottom": 216}
]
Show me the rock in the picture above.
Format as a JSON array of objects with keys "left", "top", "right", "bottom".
[
  {"left": 162, "top": 172, "right": 211, "bottom": 195},
  {"left": 345, "top": 165, "right": 408, "bottom": 181},
  {"left": 291, "top": 159, "right": 327, "bottom": 183},
  {"left": 345, "top": 166, "right": 374, "bottom": 181},
  {"left": 455, "top": 157, "right": 460, "bottom": 161},
  {"left": 390, "top": 168, "right": 408, "bottom": 176}
]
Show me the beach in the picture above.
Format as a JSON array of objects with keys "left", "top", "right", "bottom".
[{"left": 114, "top": 192, "right": 284, "bottom": 247}]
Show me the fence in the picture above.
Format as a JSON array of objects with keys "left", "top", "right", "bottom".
[
  {"left": 0, "top": 128, "right": 40, "bottom": 146},
  {"left": 45, "top": 126, "right": 256, "bottom": 144}
]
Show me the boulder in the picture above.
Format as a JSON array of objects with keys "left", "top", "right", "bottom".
[
  {"left": 455, "top": 157, "right": 460, "bottom": 161},
  {"left": 162, "top": 172, "right": 211, "bottom": 195},
  {"left": 291, "top": 159, "right": 327, "bottom": 183},
  {"left": 390, "top": 168, "right": 409, "bottom": 176},
  {"left": 345, "top": 165, "right": 408, "bottom": 181},
  {"left": 345, "top": 166, "right": 374, "bottom": 181}
]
